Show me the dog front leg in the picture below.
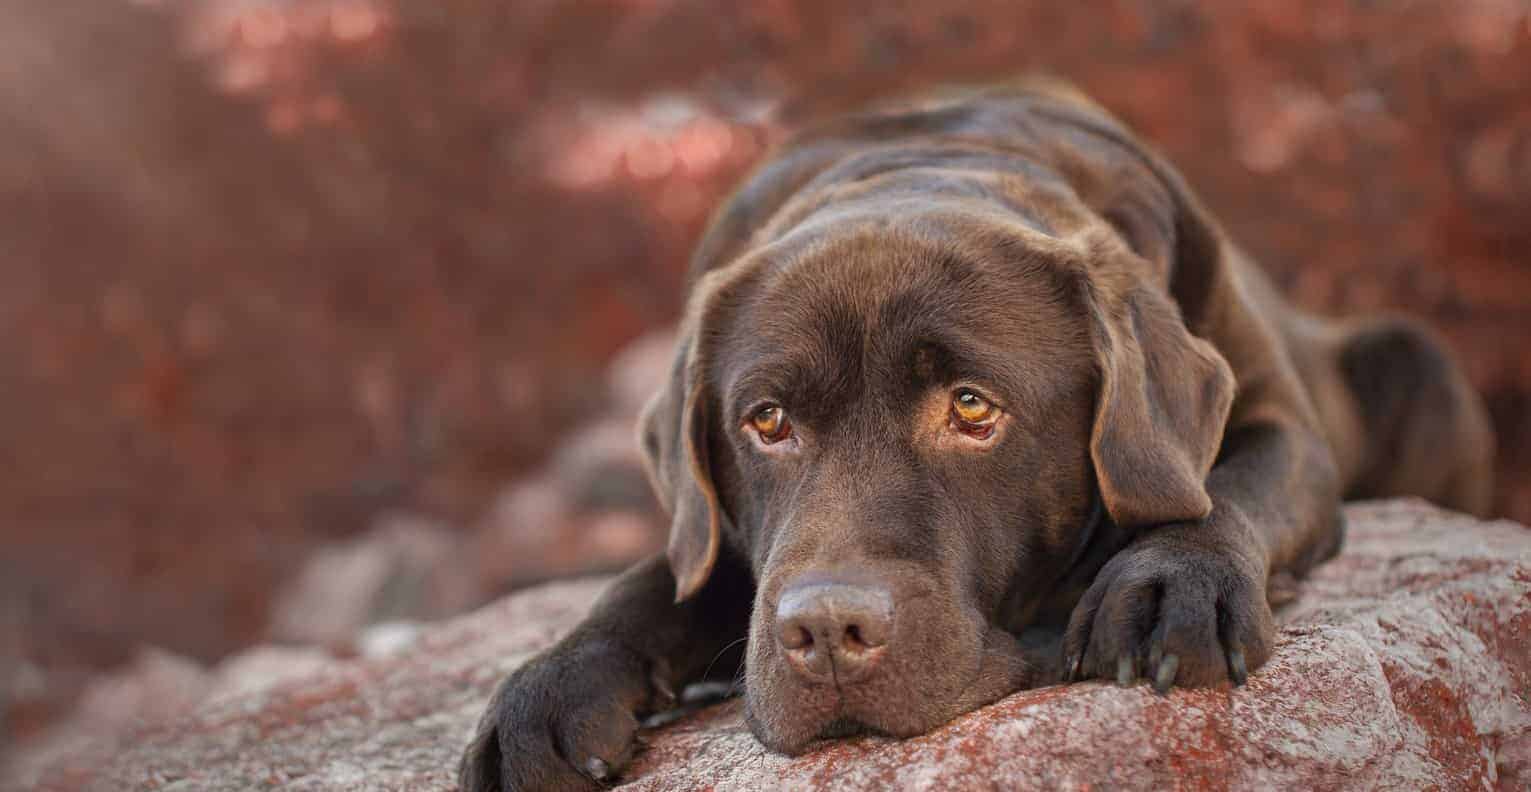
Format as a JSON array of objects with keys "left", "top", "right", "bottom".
[
  {"left": 459, "top": 553, "right": 752, "bottom": 792},
  {"left": 1061, "top": 411, "right": 1342, "bottom": 690}
]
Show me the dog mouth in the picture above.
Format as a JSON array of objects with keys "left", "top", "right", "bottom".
[
  {"left": 743, "top": 664, "right": 963, "bottom": 754},
  {"left": 743, "top": 681, "right": 905, "bottom": 755},
  {"left": 744, "top": 610, "right": 1037, "bottom": 755},
  {"left": 817, "top": 714, "right": 886, "bottom": 741}
]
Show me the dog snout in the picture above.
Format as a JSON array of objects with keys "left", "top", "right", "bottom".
[{"left": 775, "top": 579, "right": 893, "bottom": 683}]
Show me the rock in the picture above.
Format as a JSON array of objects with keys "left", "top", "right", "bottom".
[
  {"left": 27, "top": 501, "right": 1531, "bottom": 790},
  {"left": 355, "top": 622, "right": 425, "bottom": 660},
  {"left": 10, "top": 648, "right": 212, "bottom": 788},
  {"left": 204, "top": 646, "right": 336, "bottom": 705},
  {"left": 8, "top": 644, "right": 335, "bottom": 790},
  {"left": 269, "top": 513, "right": 467, "bottom": 648},
  {"left": 466, "top": 414, "right": 666, "bottom": 593}
]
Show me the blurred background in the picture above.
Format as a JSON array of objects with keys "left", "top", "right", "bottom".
[{"left": 2, "top": 0, "right": 1529, "bottom": 781}]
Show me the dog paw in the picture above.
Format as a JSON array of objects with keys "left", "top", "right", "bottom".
[
  {"left": 1060, "top": 534, "right": 1273, "bottom": 692},
  {"left": 460, "top": 639, "right": 673, "bottom": 792}
]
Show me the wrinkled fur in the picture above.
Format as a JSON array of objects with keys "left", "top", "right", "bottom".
[{"left": 460, "top": 80, "right": 1494, "bottom": 791}]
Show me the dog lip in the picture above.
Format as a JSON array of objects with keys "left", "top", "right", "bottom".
[{"left": 817, "top": 715, "right": 869, "bottom": 740}]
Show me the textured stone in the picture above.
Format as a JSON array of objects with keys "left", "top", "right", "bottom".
[
  {"left": 269, "top": 514, "right": 463, "bottom": 647},
  {"left": 29, "top": 501, "right": 1531, "bottom": 791}
]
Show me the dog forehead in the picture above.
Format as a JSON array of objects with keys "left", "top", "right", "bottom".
[
  {"left": 715, "top": 221, "right": 1094, "bottom": 406},
  {"left": 757, "top": 220, "right": 1082, "bottom": 336}
]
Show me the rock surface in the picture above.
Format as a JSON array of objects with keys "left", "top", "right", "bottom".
[{"left": 30, "top": 501, "right": 1531, "bottom": 791}]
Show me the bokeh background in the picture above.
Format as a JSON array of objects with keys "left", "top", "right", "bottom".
[{"left": 3, "top": 0, "right": 1530, "bottom": 780}]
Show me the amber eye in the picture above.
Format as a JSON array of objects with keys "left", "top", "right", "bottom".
[
  {"left": 951, "top": 388, "right": 998, "bottom": 435},
  {"left": 750, "top": 405, "right": 791, "bottom": 444}
]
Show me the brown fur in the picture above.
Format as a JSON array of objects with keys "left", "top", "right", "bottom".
[{"left": 460, "top": 80, "right": 1494, "bottom": 791}]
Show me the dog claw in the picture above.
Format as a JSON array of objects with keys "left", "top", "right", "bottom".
[
  {"left": 1116, "top": 656, "right": 1134, "bottom": 687},
  {"left": 1152, "top": 654, "right": 1179, "bottom": 694},
  {"left": 1063, "top": 653, "right": 1078, "bottom": 682},
  {"left": 1228, "top": 648, "right": 1248, "bottom": 686},
  {"left": 585, "top": 757, "right": 611, "bottom": 782}
]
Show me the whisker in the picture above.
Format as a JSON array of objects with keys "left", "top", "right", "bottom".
[{"left": 701, "top": 635, "right": 749, "bottom": 683}]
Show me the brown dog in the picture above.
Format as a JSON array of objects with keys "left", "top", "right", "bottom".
[{"left": 460, "top": 80, "right": 1494, "bottom": 791}]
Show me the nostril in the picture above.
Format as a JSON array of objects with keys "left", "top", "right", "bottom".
[
  {"left": 779, "top": 621, "right": 813, "bottom": 652},
  {"left": 775, "top": 578, "right": 894, "bottom": 679},
  {"left": 843, "top": 619, "right": 889, "bottom": 651}
]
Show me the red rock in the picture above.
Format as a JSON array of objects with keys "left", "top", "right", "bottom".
[
  {"left": 269, "top": 513, "right": 464, "bottom": 647},
  {"left": 21, "top": 500, "right": 1529, "bottom": 790},
  {"left": 8, "top": 645, "right": 335, "bottom": 790}
]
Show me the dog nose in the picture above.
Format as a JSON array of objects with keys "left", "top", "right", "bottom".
[{"left": 775, "top": 579, "right": 893, "bottom": 683}]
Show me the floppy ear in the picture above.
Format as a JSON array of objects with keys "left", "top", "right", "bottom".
[
  {"left": 638, "top": 358, "right": 724, "bottom": 603},
  {"left": 1029, "top": 93, "right": 1238, "bottom": 528},
  {"left": 1086, "top": 277, "right": 1235, "bottom": 530},
  {"left": 638, "top": 268, "right": 751, "bottom": 603}
]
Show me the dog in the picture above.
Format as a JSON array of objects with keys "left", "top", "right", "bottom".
[{"left": 459, "top": 79, "right": 1494, "bottom": 791}]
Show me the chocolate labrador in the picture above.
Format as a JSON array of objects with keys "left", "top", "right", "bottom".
[{"left": 460, "top": 79, "right": 1494, "bottom": 791}]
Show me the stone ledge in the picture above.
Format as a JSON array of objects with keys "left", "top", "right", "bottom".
[{"left": 31, "top": 500, "right": 1531, "bottom": 790}]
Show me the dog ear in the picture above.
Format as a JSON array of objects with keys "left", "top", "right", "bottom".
[
  {"left": 638, "top": 268, "right": 752, "bottom": 602},
  {"left": 1086, "top": 273, "right": 1235, "bottom": 530},
  {"left": 1026, "top": 92, "right": 1237, "bottom": 529},
  {"left": 638, "top": 360, "right": 723, "bottom": 603}
]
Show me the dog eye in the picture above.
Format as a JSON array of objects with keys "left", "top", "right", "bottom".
[
  {"left": 951, "top": 388, "right": 999, "bottom": 437},
  {"left": 749, "top": 405, "right": 792, "bottom": 444}
]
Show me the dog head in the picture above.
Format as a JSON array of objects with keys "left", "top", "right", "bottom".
[{"left": 639, "top": 91, "right": 1234, "bottom": 753}]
